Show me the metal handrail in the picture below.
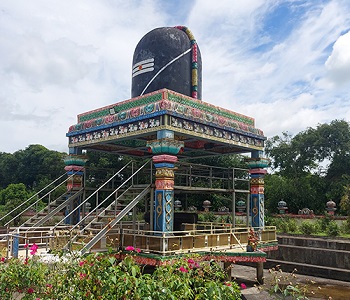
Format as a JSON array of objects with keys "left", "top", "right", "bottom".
[
  {"left": 78, "top": 184, "right": 151, "bottom": 255},
  {"left": 0, "top": 225, "right": 73, "bottom": 259},
  {"left": 51, "top": 160, "right": 134, "bottom": 231},
  {"left": 0, "top": 172, "right": 66, "bottom": 224},
  {"left": 24, "top": 188, "right": 84, "bottom": 231},
  {"left": 72, "top": 186, "right": 133, "bottom": 233},
  {"left": 63, "top": 159, "right": 152, "bottom": 241},
  {"left": 175, "top": 161, "right": 249, "bottom": 190},
  {"left": 1, "top": 168, "right": 84, "bottom": 227}
]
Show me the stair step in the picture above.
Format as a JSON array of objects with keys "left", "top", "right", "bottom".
[
  {"left": 84, "top": 228, "right": 101, "bottom": 232},
  {"left": 103, "top": 209, "right": 120, "bottom": 213},
  {"left": 90, "top": 224, "right": 106, "bottom": 228},
  {"left": 72, "top": 242, "right": 85, "bottom": 245},
  {"left": 266, "top": 259, "right": 350, "bottom": 282},
  {"left": 97, "top": 214, "right": 118, "bottom": 218},
  {"left": 77, "top": 234, "right": 93, "bottom": 238}
]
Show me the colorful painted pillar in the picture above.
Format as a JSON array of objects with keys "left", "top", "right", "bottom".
[
  {"left": 147, "top": 130, "right": 184, "bottom": 233},
  {"left": 246, "top": 151, "right": 270, "bottom": 229},
  {"left": 63, "top": 151, "right": 88, "bottom": 225}
]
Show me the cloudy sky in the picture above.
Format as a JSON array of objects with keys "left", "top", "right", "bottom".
[{"left": 1, "top": 0, "right": 350, "bottom": 154}]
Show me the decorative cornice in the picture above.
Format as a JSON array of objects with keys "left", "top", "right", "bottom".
[
  {"left": 67, "top": 89, "right": 264, "bottom": 138},
  {"left": 63, "top": 155, "right": 88, "bottom": 166},
  {"left": 147, "top": 138, "right": 184, "bottom": 155},
  {"left": 246, "top": 158, "right": 270, "bottom": 169}
]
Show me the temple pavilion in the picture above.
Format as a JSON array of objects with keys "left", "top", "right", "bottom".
[{"left": 1, "top": 26, "right": 277, "bottom": 282}]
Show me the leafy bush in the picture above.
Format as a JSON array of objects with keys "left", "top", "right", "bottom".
[
  {"left": 262, "top": 266, "right": 315, "bottom": 299},
  {"left": 285, "top": 218, "right": 298, "bottom": 233},
  {"left": 326, "top": 220, "right": 340, "bottom": 237},
  {"left": 299, "top": 221, "right": 318, "bottom": 235},
  {"left": 267, "top": 217, "right": 297, "bottom": 233},
  {"left": 0, "top": 248, "right": 242, "bottom": 300},
  {"left": 198, "top": 212, "right": 217, "bottom": 222},
  {"left": 316, "top": 215, "right": 332, "bottom": 232},
  {"left": 340, "top": 219, "right": 350, "bottom": 234}
]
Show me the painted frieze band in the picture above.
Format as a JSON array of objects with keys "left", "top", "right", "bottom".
[
  {"left": 68, "top": 117, "right": 162, "bottom": 147},
  {"left": 68, "top": 89, "right": 264, "bottom": 138}
]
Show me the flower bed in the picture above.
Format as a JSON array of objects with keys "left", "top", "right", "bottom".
[{"left": 0, "top": 245, "right": 242, "bottom": 300}]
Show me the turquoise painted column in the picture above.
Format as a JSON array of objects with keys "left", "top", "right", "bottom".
[
  {"left": 246, "top": 151, "right": 270, "bottom": 229},
  {"left": 63, "top": 150, "right": 88, "bottom": 225},
  {"left": 147, "top": 130, "right": 184, "bottom": 233}
]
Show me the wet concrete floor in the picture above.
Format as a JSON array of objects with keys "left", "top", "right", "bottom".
[{"left": 231, "top": 264, "right": 350, "bottom": 300}]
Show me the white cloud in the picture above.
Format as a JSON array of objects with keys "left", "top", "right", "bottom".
[
  {"left": 325, "top": 31, "right": 350, "bottom": 85},
  {"left": 4, "top": 36, "right": 96, "bottom": 90},
  {"left": 0, "top": 0, "right": 350, "bottom": 154}
]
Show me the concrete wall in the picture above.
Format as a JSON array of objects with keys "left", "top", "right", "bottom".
[{"left": 266, "top": 234, "right": 350, "bottom": 281}]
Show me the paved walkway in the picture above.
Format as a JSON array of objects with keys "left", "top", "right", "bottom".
[{"left": 231, "top": 264, "right": 350, "bottom": 300}]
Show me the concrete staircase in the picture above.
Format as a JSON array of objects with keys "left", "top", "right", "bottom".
[
  {"left": 266, "top": 234, "right": 350, "bottom": 282},
  {"left": 21, "top": 189, "right": 83, "bottom": 228},
  {"left": 65, "top": 184, "right": 151, "bottom": 254}
]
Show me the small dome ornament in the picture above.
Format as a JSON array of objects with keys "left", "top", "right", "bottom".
[
  {"left": 174, "top": 199, "right": 182, "bottom": 211},
  {"left": 277, "top": 200, "right": 288, "bottom": 214},
  {"left": 203, "top": 200, "right": 211, "bottom": 212},
  {"left": 326, "top": 200, "right": 337, "bottom": 215},
  {"left": 236, "top": 200, "right": 246, "bottom": 213}
]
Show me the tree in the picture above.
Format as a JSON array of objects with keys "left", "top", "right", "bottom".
[
  {"left": 0, "top": 145, "right": 66, "bottom": 190},
  {"left": 15, "top": 144, "right": 66, "bottom": 189},
  {"left": 265, "top": 120, "right": 350, "bottom": 214},
  {"left": 0, "top": 152, "right": 18, "bottom": 189},
  {"left": 340, "top": 183, "right": 350, "bottom": 217},
  {"left": 0, "top": 183, "right": 32, "bottom": 225}
]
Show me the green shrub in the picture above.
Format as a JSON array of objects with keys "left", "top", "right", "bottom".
[
  {"left": 267, "top": 217, "right": 297, "bottom": 233},
  {"left": 0, "top": 249, "right": 242, "bottom": 300},
  {"left": 340, "top": 219, "right": 350, "bottom": 234},
  {"left": 326, "top": 220, "right": 340, "bottom": 237},
  {"left": 264, "top": 216, "right": 277, "bottom": 227},
  {"left": 285, "top": 218, "right": 298, "bottom": 233},
  {"left": 316, "top": 215, "right": 332, "bottom": 232},
  {"left": 198, "top": 212, "right": 217, "bottom": 222},
  {"left": 278, "top": 219, "right": 290, "bottom": 233},
  {"left": 300, "top": 221, "right": 318, "bottom": 235}
]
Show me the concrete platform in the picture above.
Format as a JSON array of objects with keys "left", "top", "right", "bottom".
[{"left": 232, "top": 264, "right": 350, "bottom": 300}]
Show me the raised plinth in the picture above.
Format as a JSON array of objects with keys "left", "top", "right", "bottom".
[{"left": 66, "top": 89, "right": 266, "bottom": 157}]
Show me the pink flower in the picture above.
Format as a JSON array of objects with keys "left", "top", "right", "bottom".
[
  {"left": 240, "top": 283, "right": 247, "bottom": 289},
  {"left": 135, "top": 248, "right": 141, "bottom": 253},
  {"left": 187, "top": 259, "right": 200, "bottom": 269},
  {"left": 30, "top": 243, "right": 38, "bottom": 255},
  {"left": 125, "top": 246, "right": 135, "bottom": 251},
  {"left": 27, "top": 287, "right": 34, "bottom": 294},
  {"left": 0, "top": 257, "right": 5, "bottom": 263},
  {"left": 179, "top": 266, "right": 188, "bottom": 273},
  {"left": 24, "top": 243, "right": 29, "bottom": 248},
  {"left": 79, "top": 261, "right": 85, "bottom": 266},
  {"left": 24, "top": 257, "right": 29, "bottom": 265},
  {"left": 79, "top": 273, "right": 87, "bottom": 280}
]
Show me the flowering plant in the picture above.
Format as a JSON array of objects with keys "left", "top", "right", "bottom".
[{"left": 0, "top": 247, "right": 242, "bottom": 299}]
